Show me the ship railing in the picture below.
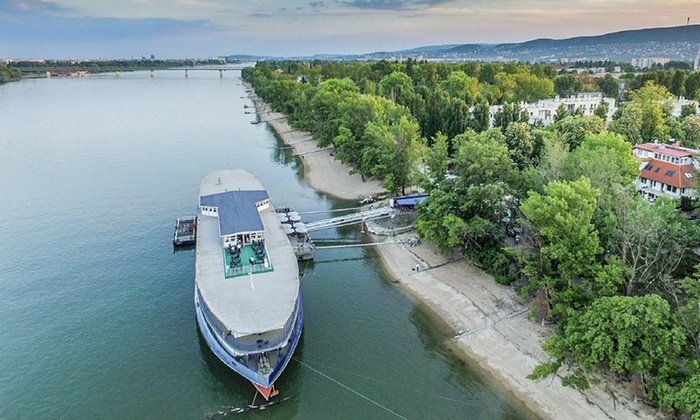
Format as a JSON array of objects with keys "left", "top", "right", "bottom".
[
  {"left": 224, "top": 262, "right": 273, "bottom": 278},
  {"left": 226, "top": 300, "right": 299, "bottom": 353}
]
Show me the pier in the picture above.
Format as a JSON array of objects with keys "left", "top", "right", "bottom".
[{"left": 303, "top": 206, "right": 396, "bottom": 232}]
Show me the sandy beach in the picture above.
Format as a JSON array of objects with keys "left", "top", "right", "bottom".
[
  {"left": 250, "top": 93, "right": 384, "bottom": 201},
  {"left": 250, "top": 89, "right": 657, "bottom": 419}
]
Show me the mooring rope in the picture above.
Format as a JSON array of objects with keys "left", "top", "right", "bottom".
[
  {"left": 293, "top": 357, "right": 408, "bottom": 420},
  {"left": 296, "top": 358, "right": 475, "bottom": 406}
]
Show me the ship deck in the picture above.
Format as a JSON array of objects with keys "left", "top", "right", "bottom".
[{"left": 195, "top": 170, "right": 300, "bottom": 337}]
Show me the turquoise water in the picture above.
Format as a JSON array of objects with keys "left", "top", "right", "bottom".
[{"left": 0, "top": 71, "right": 531, "bottom": 419}]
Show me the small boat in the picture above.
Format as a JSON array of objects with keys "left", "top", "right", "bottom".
[{"left": 173, "top": 217, "right": 196, "bottom": 246}]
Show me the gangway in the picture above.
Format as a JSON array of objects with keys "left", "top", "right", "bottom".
[{"left": 304, "top": 206, "right": 396, "bottom": 232}]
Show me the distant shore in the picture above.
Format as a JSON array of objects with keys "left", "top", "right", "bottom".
[{"left": 247, "top": 84, "right": 656, "bottom": 420}]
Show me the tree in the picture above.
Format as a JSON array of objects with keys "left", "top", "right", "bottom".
[
  {"left": 421, "top": 132, "right": 449, "bottom": 189},
  {"left": 609, "top": 195, "right": 700, "bottom": 296},
  {"left": 513, "top": 71, "right": 555, "bottom": 102},
  {"left": 538, "top": 132, "right": 569, "bottom": 182},
  {"left": 504, "top": 122, "right": 534, "bottom": 169},
  {"left": 379, "top": 71, "right": 415, "bottom": 110},
  {"left": 309, "top": 78, "right": 360, "bottom": 146},
  {"left": 520, "top": 177, "right": 608, "bottom": 312},
  {"left": 562, "top": 132, "right": 639, "bottom": 194},
  {"left": 530, "top": 295, "right": 686, "bottom": 391},
  {"left": 468, "top": 101, "right": 490, "bottom": 133},
  {"left": 686, "top": 72, "right": 700, "bottom": 100},
  {"left": 550, "top": 115, "right": 605, "bottom": 150},
  {"left": 453, "top": 129, "right": 514, "bottom": 186},
  {"left": 493, "top": 102, "right": 528, "bottom": 132},
  {"left": 609, "top": 83, "right": 671, "bottom": 143},
  {"left": 597, "top": 74, "right": 620, "bottom": 98},
  {"left": 441, "top": 71, "right": 480, "bottom": 105},
  {"left": 683, "top": 115, "right": 700, "bottom": 149},
  {"left": 554, "top": 74, "right": 584, "bottom": 97},
  {"left": 594, "top": 102, "right": 608, "bottom": 119},
  {"left": 441, "top": 98, "right": 470, "bottom": 140},
  {"left": 553, "top": 103, "right": 569, "bottom": 122},
  {"left": 670, "top": 70, "right": 687, "bottom": 98},
  {"left": 681, "top": 104, "right": 698, "bottom": 119}
]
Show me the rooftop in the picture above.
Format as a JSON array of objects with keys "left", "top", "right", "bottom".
[
  {"left": 634, "top": 142, "right": 697, "bottom": 158},
  {"left": 200, "top": 190, "right": 269, "bottom": 236},
  {"left": 640, "top": 159, "right": 696, "bottom": 189}
]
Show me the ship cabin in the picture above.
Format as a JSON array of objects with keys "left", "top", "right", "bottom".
[{"left": 199, "top": 189, "right": 274, "bottom": 278}]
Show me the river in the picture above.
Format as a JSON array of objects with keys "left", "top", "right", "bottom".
[{"left": 0, "top": 70, "right": 531, "bottom": 419}]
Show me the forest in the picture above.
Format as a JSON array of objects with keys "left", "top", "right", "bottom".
[{"left": 243, "top": 60, "right": 700, "bottom": 418}]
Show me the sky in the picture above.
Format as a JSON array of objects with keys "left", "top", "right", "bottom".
[{"left": 1, "top": 0, "right": 699, "bottom": 59}]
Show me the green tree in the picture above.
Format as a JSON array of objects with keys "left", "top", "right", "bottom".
[
  {"left": 468, "top": 101, "right": 491, "bottom": 133},
  {"left": 504, "top": 122, "right": 534, "bottom": 169},
  {"left": 530, "top": 295, "right": 686, "bottom": 391},
  {"left": 554, "top": 74, "right": 584, "bottom": 97},
  {"left": 682, "top": 115, "right": 700, "bottom": 149},
  {"left": 453, "top": 129, "right": 514, "bottom": 186},
  {"left": 681, "top": 104, "right": 698, "bottom": 119},
  {"left": 421, "top": 132, "right": 449, "bottom": 189},
  {"left": 513, "top": 72, "right": 555, "bottom": 102},
  {"left": 441, "top": 71, "right": 480, "bottom": 105},
  {"left": 520, "top": 177, "right": 606, "bottom": 312},
  {"left": 378, "top": 71, "right": 415, "bottom": 110},
  {"left": 363, "top": 116, "right": 422, "bottom": 195},
  {"left": 550, "top": 115, "right": 605, "bottom": 150},
  {"left": 594, "top": 102, "right": 608, "bottom": 119},
  {"left": 538, "top": 132, "right": 569, "bottom": 182},
  {"left": 609, "top": 195, "right": 700, "bottom": 296},
  {"left": 309, "top": 78, "right": 360, "bottom": 146},
  {"left": 493, "top": 102, "right": 528, "bottom": 132},
  {"left": 562, "top": 132, "right": 639, "bottom": 194},
  {"left": 670, "top": 70, "right": 687, "bottom": 98},
  {"left": 597, "top": 74, "right": 620, "bottom": 98},
  {"left": 553, "top": 103, "right": 569, "bottom": 122}
]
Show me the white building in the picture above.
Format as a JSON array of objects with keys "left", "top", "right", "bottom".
[
  {"left": 669, "top": 97, "right": 700, "bottom": 117},
  {"left": 489, "top": 92, "right": 617, "bottom": 126},
  {"left": 633, "top": 142, "right": 698, "bottom": 202},
  {"left": 631, "top": 57, "right": 670, "bottom": 69}
]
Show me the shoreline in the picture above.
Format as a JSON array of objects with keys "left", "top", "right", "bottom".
[{"left": 248, "top": 86, "right": 657, "bottom": 419}]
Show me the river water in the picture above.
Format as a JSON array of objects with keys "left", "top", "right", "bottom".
[{"left": 0, "top": 70, "right": 531, "bottom": 419}]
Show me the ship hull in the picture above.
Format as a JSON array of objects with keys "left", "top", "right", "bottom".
[{"left": 195, "top": 290, "right": 303, "bottom": 398}]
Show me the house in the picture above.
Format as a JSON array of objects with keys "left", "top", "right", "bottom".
[
  {"left": 633, "top": 142, "right": 698, "bottom": 201},
  {"left": 489, "top": 92, "right": 617, "bottom": 126}
]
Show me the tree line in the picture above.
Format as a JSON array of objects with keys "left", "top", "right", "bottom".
[
  {"left": 244, "top": 60, "right": 700, "bottom": 417},
  {"left": 0, "top": 64, "right": 21, "bottom": 83}
]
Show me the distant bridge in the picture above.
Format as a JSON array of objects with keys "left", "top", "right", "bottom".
[
  {"left": 11, "top": 64, "right": 249, "bottom": 75},
  {"left": 166, "top": 65, "right": 248, "bottom": 71}
]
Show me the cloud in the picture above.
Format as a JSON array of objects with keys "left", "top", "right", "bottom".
[
  {"left": 309, "top": 1, "right": 326, "bottom": 8},
  {"left": 339, "top": 0, "right": 452, "bottom": 10},
  {"left": 0, "top": 0, "right": 69, "bottom": 14},
  {"left": 0, "top": 13, "right": 213, "bottom": 42}
]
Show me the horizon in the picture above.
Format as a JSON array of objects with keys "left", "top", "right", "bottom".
[{"left": 1, "top": 0, "right": 699, "bottom": 60}]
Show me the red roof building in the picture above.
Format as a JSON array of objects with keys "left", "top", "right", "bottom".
[{"left": 633, "top": 142, "right": 698, "bottom": 201}]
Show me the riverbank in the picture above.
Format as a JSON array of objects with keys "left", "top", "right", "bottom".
[
  {"left": 249, "top": 88, "right": 657, "bottom": 419},
  {"left": 248, "top": 90, "right": 384, "bottom": 201}
]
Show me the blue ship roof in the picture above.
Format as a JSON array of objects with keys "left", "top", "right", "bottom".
[{"left": 200, "top": 190, "right": 269, "bottom": 235}]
